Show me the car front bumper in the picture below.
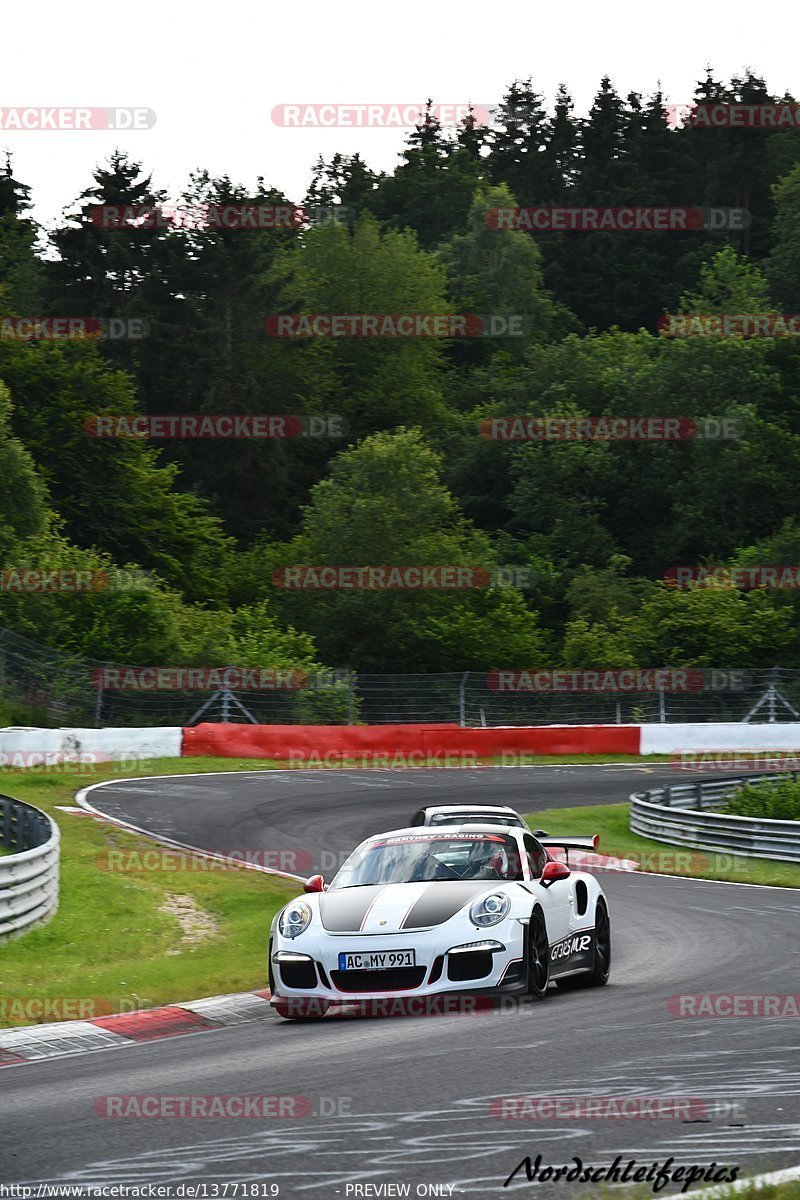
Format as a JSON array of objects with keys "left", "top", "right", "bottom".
[{"left": 270, "top": 919, "right": 529, "bottom": 1004}]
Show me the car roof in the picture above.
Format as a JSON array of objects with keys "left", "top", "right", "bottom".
[{"left": 421, "top": 804, "right": 518, "bottom": 814}]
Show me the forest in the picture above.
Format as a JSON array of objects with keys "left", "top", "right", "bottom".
[{"left": 2, "top": 69, "right": 800, "bottom": 678}]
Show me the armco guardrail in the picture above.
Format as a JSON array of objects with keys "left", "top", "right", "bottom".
[
  {"left": 630, "top": 773, "right": 800, "bottom": 862},
  {"left": 0, "top": 795, "right": 60, "bottom": 941}
]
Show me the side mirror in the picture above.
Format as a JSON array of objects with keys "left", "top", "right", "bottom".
[
  {"left": 540, "top": 860, "right": 570, "bottom": 886},
  {"left": 303, "top": 873, "right": 326, "bottom": 893}
]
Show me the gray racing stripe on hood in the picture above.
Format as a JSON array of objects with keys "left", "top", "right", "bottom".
[
  {"left": 319, "top": 886, "right": 385, "bottom": 932},
  {"left": 400, "top": 882, "right": 495, "bottom": 929}
]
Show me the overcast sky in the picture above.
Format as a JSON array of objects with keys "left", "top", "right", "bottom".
[{"left": 2, "top": 0, "right": 795, "bottom": 230}]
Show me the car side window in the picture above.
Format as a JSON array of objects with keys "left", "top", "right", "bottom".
[{"left": 523, "top": 833, "right": 547, "bottom": 879}]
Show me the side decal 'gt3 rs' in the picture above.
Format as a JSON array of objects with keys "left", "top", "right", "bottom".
[{"left": 548, "top": 929, "right": 595, "bottom": 975}]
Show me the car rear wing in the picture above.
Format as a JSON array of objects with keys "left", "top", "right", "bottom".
[{"left": 533, "top": 832, "right": 599, "bottom": 862}]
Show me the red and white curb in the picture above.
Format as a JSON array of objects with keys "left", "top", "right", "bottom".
[{"left": 0, "top": 989, "right": 273, "bottom": 1067}]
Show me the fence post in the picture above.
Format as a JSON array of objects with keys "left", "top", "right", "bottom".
[
  {"left": 347, "top": 672, "right": 356, "bottom": 726},
  {"left": 658, "top": 683, "right": 666, "bottom": 724},
  {"left": 459, "top": 672, "right": 469, "bottom": 727},
  {"left": 94, "top": 675, "right": 104, "bottom": 728}
]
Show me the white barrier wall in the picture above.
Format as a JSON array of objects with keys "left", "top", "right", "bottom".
[
  {"left": 641, "top": 723, "right": 800, "bottom": 755},
  {"left": 0, "top": 726, "right": 182, "bottom": 764}
]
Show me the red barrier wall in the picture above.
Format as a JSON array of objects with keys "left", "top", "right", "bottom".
[{"left": 182, "top": 723, "right": 641, "bottom": 759}]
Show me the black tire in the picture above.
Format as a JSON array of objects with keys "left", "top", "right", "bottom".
[
  {"left": 556, "top": 899, "right": 611, "bottom": 990},
  {"left": 526, "top": 907, "right": 550, "bottom": 999}
]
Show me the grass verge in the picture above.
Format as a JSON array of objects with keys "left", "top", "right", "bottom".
[
  {"left": 525, "top": 802, "right": 800, "bottom": 888},
  {"left": 486, "top": 753, "right": 672, "bottom": 766},
  {"left": 0, "top": 758, "right": 301, "bottom": 1026}
]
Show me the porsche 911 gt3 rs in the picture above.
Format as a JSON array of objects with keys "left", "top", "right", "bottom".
[{"left": 269, "top": 824, "right": 611, "bottom": 1019}]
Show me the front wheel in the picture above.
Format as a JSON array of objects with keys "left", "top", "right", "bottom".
[
  {"left": 526, "top": 908, "right": 550, "bottom": 999},
  {"left": 557, "top": 899, "right": 611, "bottom": 990}
]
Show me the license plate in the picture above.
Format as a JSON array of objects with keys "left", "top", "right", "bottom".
[{"left": 338, "top": 950, "right": 416, "bottom": 971}]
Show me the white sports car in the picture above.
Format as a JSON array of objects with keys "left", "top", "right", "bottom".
[
  {"left": 269, "top": 824, "right": 610, "bottom": 1019},
  {"left": 411, "top": 803, "right": 527, "bottom": 828}
]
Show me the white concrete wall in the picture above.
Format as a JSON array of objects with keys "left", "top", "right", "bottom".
[
  {"left": 0, "top": 726, "right": 182, "bottom": 765},
  {"left": 641, "top": 723, "right": 800, "bottom": 754}
]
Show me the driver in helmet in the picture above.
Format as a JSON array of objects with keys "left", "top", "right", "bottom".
[{"left": 463, "top": 838, "right": 510, "bottom": 879}]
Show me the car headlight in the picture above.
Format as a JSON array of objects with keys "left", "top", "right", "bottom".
[
  {"left": 279, "top": 900, "right": 312, "bottom": 939},
  {"left": 470, "top": 893, "right": 510, "bottom": 927}
]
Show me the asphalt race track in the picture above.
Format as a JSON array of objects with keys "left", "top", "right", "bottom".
[
  {"left": 1, "top": 765, "right": 799, "bottom": 1197},
  {"left": 71, "top": 763, "right": 755, "bottom": 877}
]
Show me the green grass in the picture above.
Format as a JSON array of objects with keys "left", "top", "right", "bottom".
[
  {"left": 116, "top": 751, "right": 671, "bottom": 770},
  {"left": 0, "top": 753, "right": 670, "bottom": 785},
  {"left": 525, "top": 802, "right": 800, "bottom": 888},
  {"left": 0, "top": 758, "right": 300, "bottom": 1026},
  {"left": 487, "top": 753, "right": 672, "bottom": 766},
  {"left": 136, "top": 751, "right": 671, "bottom": 768}
]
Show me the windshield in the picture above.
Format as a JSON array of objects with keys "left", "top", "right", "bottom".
[
  {"left": 427, "top": 812, "right": 524, "bottom": 827},
  {"left": 332, "top": 833, "right": 524, "bottom": 888}
]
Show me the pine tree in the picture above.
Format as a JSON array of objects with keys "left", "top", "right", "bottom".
[
  {"left": 579, "top": 76, "right": 627, "bottom": 201},
  {"left": 374, "top": 100, "right": 483, "bottom": 247},
  {"left": 0, "top": 153, "right": 44, "bottom": 311},
  {"left": 456, "top": 105, "right": 490, "bottom": 163},
  {"left": 541, "top": 84, "right": 580, "bottom": 204},
  {"left": 44, "top": 151, "right": 172, "bottom": 376},
  {"left": 487, "top": 79, "right": 549, "bottom": 203}
]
